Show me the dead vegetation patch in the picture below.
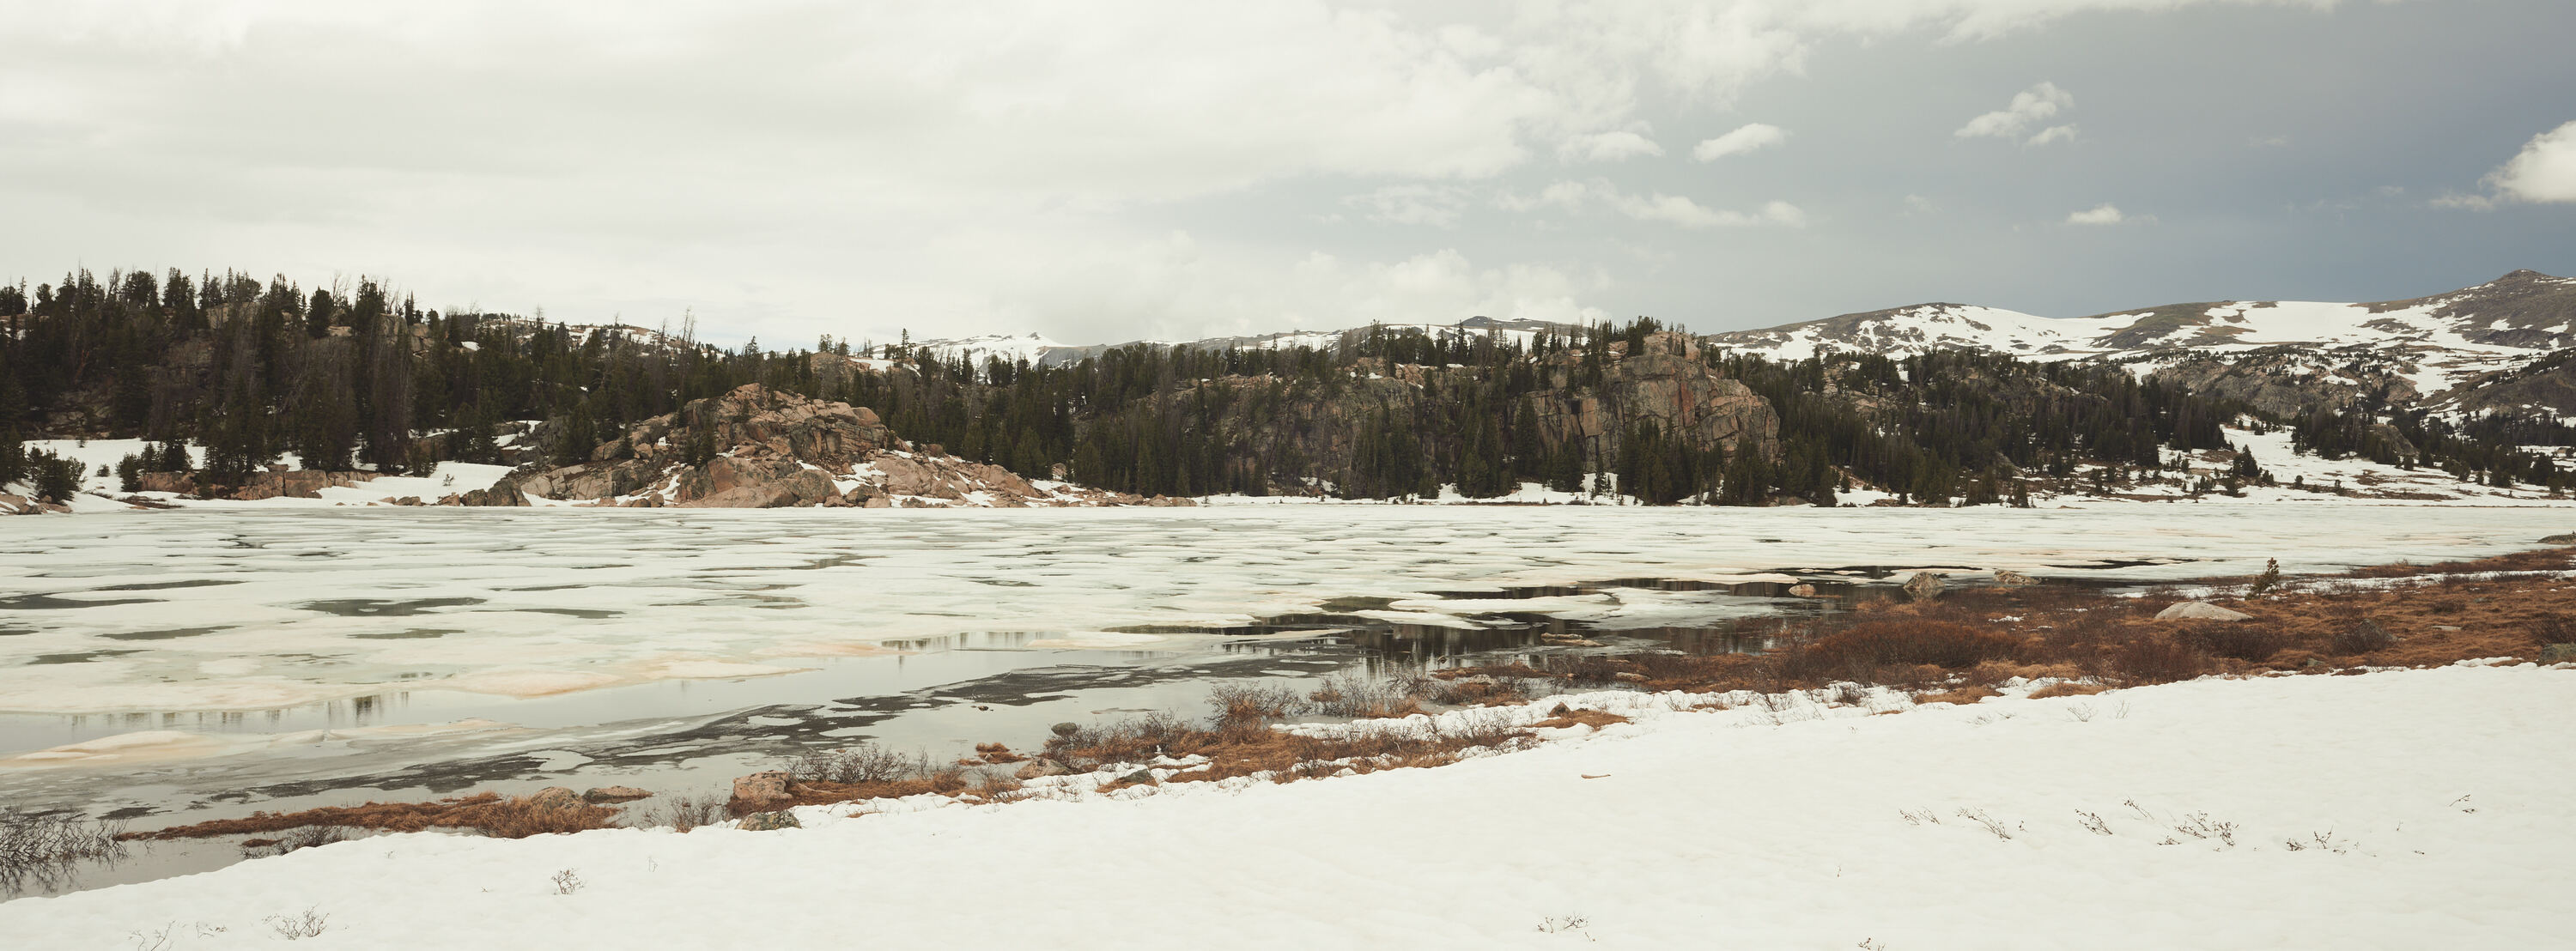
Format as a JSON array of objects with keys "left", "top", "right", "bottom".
[
  {"left": 1444, "top": 547, "right": 2576, "bottom": 700},
  {"left": 1531, "top": 706, "right": 1632, "bottom": 730},
  {"left": 2027, "top": 682, "right": 2111, "bottom": 700},
  {"left": 134, "top": 791, "right": 620, "bottom": 842}
]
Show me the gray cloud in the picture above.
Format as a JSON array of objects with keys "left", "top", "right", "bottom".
[{"left": 3, "top": 0, "right": 2568, "bottom": 347}]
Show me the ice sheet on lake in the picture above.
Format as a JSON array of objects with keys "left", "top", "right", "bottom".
[{"left": 0, "top": 504, "right": 2564, "bottom": 715}]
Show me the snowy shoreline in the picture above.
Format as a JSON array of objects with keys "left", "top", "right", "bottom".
[{"left": 5, "top": 663, "right": 2569, "bottom": 948}]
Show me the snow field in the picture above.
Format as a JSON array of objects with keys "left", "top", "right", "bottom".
[{"left": 4, "top": 663, "right": 2567, "bottom": 948}]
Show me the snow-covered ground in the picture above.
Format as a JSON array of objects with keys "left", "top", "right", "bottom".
[
  {"left": 3, "top": 505, "right": 2566, "bottom": 718},
  {"left": 4, "top": 663, "right": 2567, "bottom": 948},
  {"left": 15, "top": 439, "right": 515, "bottom": 511}
]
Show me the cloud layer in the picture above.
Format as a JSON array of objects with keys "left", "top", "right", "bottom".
[
  {"left": 1956, "top": 82, "right": 2078, "bottom": 146},
  {"left": 1693, "top": 123, "right": 1790, "bottom": 160},
  {"left": 0, "top": 0, "right": 2559, "bottom": 346}
]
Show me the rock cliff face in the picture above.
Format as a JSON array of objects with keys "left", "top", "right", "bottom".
[
  {"left": 1529, "top": 332, "right": 1777, "bottom": 465},
  {"left": 450, "top": 384, "right": 1188, "bottom": 508},
  {"left": 1169, "top": 330, "right": 1777, "bottom": 495}
]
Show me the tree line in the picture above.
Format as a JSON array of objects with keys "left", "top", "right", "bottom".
[{"left": 7, "top": 265, "right": 2571, "bottom": 506}]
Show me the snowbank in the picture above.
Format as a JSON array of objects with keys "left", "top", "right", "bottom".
[{"left": 5, "top": 664, "right": 2568, "bottom": 948}]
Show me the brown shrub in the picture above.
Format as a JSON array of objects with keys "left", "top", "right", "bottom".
[
  {"left": 790, "top": 743, "right": 914, "bottom": 784},
  {"left": 1915, "top": 685, "right": 2001, "bottom": 706},
  {"left": 1783, "top": 619, "right": 2024, "bottom": 681},
  {"left": 2329, "top": 618, "right": 2397, "bottom": 656},
  {"left": 2185, "top": 623, "right": 2287, "bottom": 662},
  {"left": 2112, "top": 637, "right": 2208, "bottom": 684},
  {"left": 2528, "top": 612, "right": 2576, "bottom": 646}
]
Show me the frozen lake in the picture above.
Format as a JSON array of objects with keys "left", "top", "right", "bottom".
[{"left": 0, "top": 501, "right": 2559, "bottom": 891}]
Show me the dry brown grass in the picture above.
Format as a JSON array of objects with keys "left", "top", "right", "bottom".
[
  {"left": 1530, "top": 706, "right": 1632, "bottom": 730},
  {"left": 135, "top": 792, "right": 620, "bottom": 841},
  {"left": 2027, "top": 682, "right": 2111, "bottom": 700},
  {"left": 1445, "top": 547, "right": 2576, "bottom": 698},
  {"left": 1915, "top": 685, "right": 2002, "bottom": 706}
]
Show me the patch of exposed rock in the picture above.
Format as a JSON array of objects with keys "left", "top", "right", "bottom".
[
  {"left": 136, "top": 466, "right": 383, "bottom": 501},
  {"left": 445, "top": 384, "right": 1186, "bottom": 509},
  {"left": 1528, "top": 332, "right": 1779, "bottom": 467}
]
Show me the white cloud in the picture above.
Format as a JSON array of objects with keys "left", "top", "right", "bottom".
[
  {"left": 1558, "top": 130, "right": 1665, "bottom": 163},
  {"left": 2066, "top": 203, "right": 2126, "bottom": 225},
  {"left": 1957, "top": 82, "right": 2075, "bottom": 141},
  {"left": 1904, "top": 194, "right": 1940, "bottom": 215},
  {"left": 1346, "top": 185, "right": 1472, "bottom": 227},
  {"left": 1506, "top": 179, "right": 1803, "bottom": 228},
  {"left": 1692, "top": 123, "right": 1789, "bottom": 160},
  {"left": 0, "top": 1, "right": 2406, "bottom": 345},
  {"left": 2023, "top": 124, "right": 2080, "bottom": 147},
  {"left": 2486, "top": 119, "right": 2576, "bottom": 203},
  {"left": 999, "top": 237, "right": 1612, "bottom": 341}
]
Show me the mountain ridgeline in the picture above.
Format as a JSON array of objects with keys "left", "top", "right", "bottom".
[{"left": 3, "top": 266, "right": 2573, "bottom": 506}]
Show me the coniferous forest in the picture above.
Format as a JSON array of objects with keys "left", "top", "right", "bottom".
[{"left": 3, "top": 266, "right": 2567, "bottom": 505}]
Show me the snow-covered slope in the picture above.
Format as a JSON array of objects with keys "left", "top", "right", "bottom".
[
  {"left": 904, "top": 331, "right": 1078, "bottom": 365},
  {"left": 1708, "top": 270, "right": 2576, "bottom": 402},
  {"left": 1705, "top": 303, "right": 2129, "bottom": 361},
  {"left": 5, "top": 663, "right": 2567, "bottom": 948},
  {"left": 915, "top": 316, "right": 1589, "bottom": 368}
]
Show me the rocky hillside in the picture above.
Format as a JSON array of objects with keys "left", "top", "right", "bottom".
[{"left": 454, "top": 385, "right": 1189, "bottom": 508}]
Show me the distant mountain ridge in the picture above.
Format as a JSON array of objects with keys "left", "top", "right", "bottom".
[
  {"left": 917, "top": 316, "right": 1588, "bottom": 368},
  {"left": 920, "top": 270, "right": 2576, "bottom": 414}
]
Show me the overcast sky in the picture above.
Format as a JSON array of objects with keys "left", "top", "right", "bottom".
[{"left": 5, "top": 1, "right": 2573, "bottom": 348}]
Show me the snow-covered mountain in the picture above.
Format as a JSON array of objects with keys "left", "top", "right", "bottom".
[
  {"left": 914, "top": 316, "right": 1587, "bottom": 367},
  {"left": 1705, "top": 270, "right": 2576, "bottom": 403},
  {"left": 905, "top": 270, "right": 2576, "bottom": 412}
]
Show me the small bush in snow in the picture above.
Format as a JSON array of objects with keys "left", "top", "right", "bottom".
[
  {"left": 789, "top": 743, "right": 914, "bottom": 784},
  {"left": 265, "top": 907, "right": 330, "bottom": 940},
  {"left": 1534, "top": 915, "right": 1589, "bottom": 934},
  {"left": 551, "top": 869, "right": 584, "bottom": 894}
]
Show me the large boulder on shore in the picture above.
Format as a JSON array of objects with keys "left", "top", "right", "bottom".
[
  {"left": 453, "top": 481, "right": 529, "bottom": 507},
  {"left": 2156, "top": 601, "right": 2253, "bottom": 621}
]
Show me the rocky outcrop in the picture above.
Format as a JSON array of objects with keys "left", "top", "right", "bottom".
[
  {"left": 134, "top": 467, "right": 380, "bottom": 500},
  {"left": 450, "top": 384, "right": 1155, "bottom": 510},
  {"left": 1164, "top": 330, "right": 1779, "bottom": 497},
  {"left": 2146, "top": 347, "right": 2420, "bottom": 420},
  {"left": 450, "top": 481, "right": 529, "bottom": 507},
  {"left": 0, "top": 494, "right": 64, "bottom": 515},
  {"left": 1528, "top": 331, "right": 1778, "bottom": 467}
]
